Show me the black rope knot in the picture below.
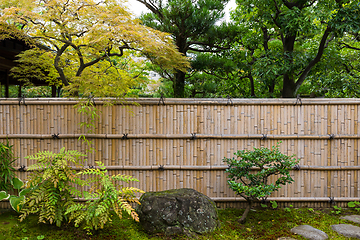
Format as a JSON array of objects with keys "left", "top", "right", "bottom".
[
  {"left": 329, "top": 134, "right": 335, "bottom": 140},
  {"left": 52, "top": 133, "right": 60, "bottom": 139},
  {"left": 87, "top": 94, "right": 96, "bottom": 106},
  {"left": 329, "top": 197, "right": 335, "bottom": 204},
  {"left": 122, "top": 133, "right": 128, "bottom": 140},
  {"left": 261, "top": 134, "right": 267, "bottom": 140},
  {"left": 226, "top": 95, "right": 233, "bottom": 106},
  {"left": 158, "top": 93, "right": 165, "bottom": 106},
  {"left": 294, "top": 94, "right": 302, "bottom": 106},
  {"left": 18, "top": 95, "right": 27, "bottom": 106},
  {"left": 158, "top": 165, "right": 165, "bottom": 171},
  {"left": 293, "top": 165, "right": 301, "bottom": 170},
  {"left": 18, "top": 165, "right": 26, "bottom": 172},
  {"left": 191, "top": 133, "right": 197, "bottom": 140}
]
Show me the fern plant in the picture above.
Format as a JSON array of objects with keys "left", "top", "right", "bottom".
[
  {"left": 20, "top": 148, "right": 86, "bottom": 227},
  {"left": 65, "top": 161, "right": 144, "bottom": 233}
]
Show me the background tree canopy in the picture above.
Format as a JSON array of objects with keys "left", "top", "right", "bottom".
[
  {"left": 218, "top": 0, "right": 360, "bottom": 98},
  {"left": 1, "top": 0, "right": 360, "bottom": 98},
  {"left": 137, "top": 0, "right": 240, "bottom": 98},
  {"left": 139, "top": 0, "right": 360, "bottom": 98},
  {"left": 0, "top": 0, "right": 189, "bottom": 98}
]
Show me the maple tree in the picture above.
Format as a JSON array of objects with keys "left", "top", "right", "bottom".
[{"left": 0, "top": 0, "right": 189, "bottom": 97}]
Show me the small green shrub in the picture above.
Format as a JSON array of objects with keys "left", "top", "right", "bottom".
[
  {"left": 0, "top": 140, "right": 17, "bottom": 191},
  {"left": 223, "top": 142, "right": 299, "bottom": 223},
  {"left": 20, "top": 148, "right": 87, "bottom": 227}
]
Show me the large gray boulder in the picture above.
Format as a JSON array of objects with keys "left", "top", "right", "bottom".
[{"left": 136, "top": 188, "right": 219, "bottom": 236}]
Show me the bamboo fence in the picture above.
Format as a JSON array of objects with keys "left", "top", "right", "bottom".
[{"left": 0, "top": 97, "right": 360, "bottom": 208}]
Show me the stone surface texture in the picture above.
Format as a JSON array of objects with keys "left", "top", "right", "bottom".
[
  {"left": 340, "top": 215, "right": 360, "bottom": 224},
  {"left": 290, "top": 225, "right": 328, "bottom": 240},
  {"left": 331, "top": 224, "right": 360, "bottom": 239},
  {"left": 136, "top": 188, "right": 219, "bottom": 236}
]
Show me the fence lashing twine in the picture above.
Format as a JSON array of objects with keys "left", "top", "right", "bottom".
[
  {"left": 52, "top": 133, "right": 60, "bottom": 139},
  {"left": 329, "top": 134, "right": 335, "bottom": 140},
  {"left": 191, "top": 133, "right": 197, "bottom": 140},
  {"left": 329, "top": 197, "right": 335, "bottom": 204},
  {"left": 122, "top": 133, "right": 128, "bottom": 140},
  {"left": 158, "top": 165, "right": 165, "bottom": 171},
  {"left": 18, "top": 165, "right": 26, "bottom": 172},
  {"left": 18, "top": 95, "right": 26, "bottom": 106},
  {"left": 226, "top": 95, "right": 233, "bottom": 106},
  {"left": 294, "top": 94, "right": 302, "bottom": 106},
  {"left": 158, "top": 93, "right": 165, "bottom": 106},
  {"left": 293, "top": 164, "right": 301, "bottom": 170},
  {"left": 87, "top": 94, "right": 96, "bottom": 106},
  {"left": 261, "top": 134, "right": 267, "bottom": 140}
]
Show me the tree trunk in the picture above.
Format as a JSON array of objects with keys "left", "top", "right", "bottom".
[
  {"left": 282, "top": 73, "right": 296, "bottom": 98},
  {"left": 282, "top": 34, "right": 297, "bottom": 98},
  {"left": 238, "top": 200, "right": 252, "bottom": 223},
  {"left": 249, "top": 75, "right": 255, "bottom": 97},
  {"left": 174, "top": 71, "right": 186, "bottom": 98}
]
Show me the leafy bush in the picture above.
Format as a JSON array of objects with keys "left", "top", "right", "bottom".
[
  {"left": 65, "top": 161, "right": 144, "bottom": 232},
  {"left": 20, "top": 148, "right": 87, "bottom": 227},
  {"left": 223, "top": 143, "right": 299, "bottom": 223},
  {"left": 19, "top": 148, "right": 144, "bottom": 234},
  {"left": 0, "top": 140, "right": 17, "bottom": 191}
]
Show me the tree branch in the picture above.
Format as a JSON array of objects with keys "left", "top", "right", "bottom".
[
  {"left": 295, "top": 27, "right": 333, "bottom": 92},
  {"left": 340, "top": 42, "right": 360, "bottom": 51},
  {"left": 136, "top": 0, "right": 164, "bottom": 19}
]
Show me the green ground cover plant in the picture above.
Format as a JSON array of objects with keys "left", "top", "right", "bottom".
[{"left": 1, "top": 206, "right": 359, "bottom": 240}]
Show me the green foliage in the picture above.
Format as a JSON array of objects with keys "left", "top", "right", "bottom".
[
  {"left": 1, "top": 0, "right": 189, "bottom": 98},
  {"left": 76, "top": 100, "right": 100, "bottom": 153},
  {"left": 227, "top": 0, "right": 360, "bottom": 98},
  {"left": 331, "top": 205, "right": 342, "bottom": 215},
  {"left": 0, "top": 140, "right": 17, "bottom": 191},
  {"left": 224, "top": 143, "right": 299, "bottom": 202},
  {"left": 348, "top": 201, "right": 360, "bottom": 210},
  {"left": 19, "top": 148, "right": 144, "bottom": 233},
  {"left": 270, "top": 200, "right": 278, "bottom": 209},
  {"left": 284, "top": 205, "right": 293, "bottom": 213},
  {"left": 10, "top": 48, "right": 61, "bottom": 87},
  {"left": 66, "top": 161, "right": 144, "bottom": 233},
  {"left": 20, "top": 148, "right": 87, "bottom": 227},
  {"left": 139, "top": 0, "right": 239, "bottom": 97}
]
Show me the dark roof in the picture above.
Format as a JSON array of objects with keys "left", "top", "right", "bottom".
[{"left": 0, "top": 36, "right": 49, "bottom": 86}]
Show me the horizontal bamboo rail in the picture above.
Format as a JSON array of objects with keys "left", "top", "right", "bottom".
[
  {"left": 212, "top": 197, "right": 360, "bottom": 202},
  {"left": 2, "top": 97, "right": 360, "bottom": 105},
  {"left": 1, "top": 134, "right": 359, "bottom": 140},
  {"left": 2, "top": 197, "right": 357, "bottom": 203},
  {"left": 15, "top": 165, "right": 360, "bottom": 171}
]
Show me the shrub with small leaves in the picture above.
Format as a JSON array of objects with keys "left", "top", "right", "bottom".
[
  {"left": 65, "top": 161, "right": 144, "bottom": 233},
  {"left": 0, "top": 140, "right": 17, "bottom": 192},
  {"left": 223, "top": 142, "right": 299, "bottom": 223},
  {"left": 20, "top": 148, "right": 86, "bottom": 227}
]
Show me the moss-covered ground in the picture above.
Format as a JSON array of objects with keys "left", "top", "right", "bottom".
[{"left": 0, "top": 207, "right": 359, "bottom": 240}]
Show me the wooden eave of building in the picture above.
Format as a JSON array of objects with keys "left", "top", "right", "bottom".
[{"left": 0, "top": 37, "right": 56, "bottom": 97}]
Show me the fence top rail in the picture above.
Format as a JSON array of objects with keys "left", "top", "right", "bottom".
[{"left": 1, "top": 97, "right": 360, "bottom": 105}]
